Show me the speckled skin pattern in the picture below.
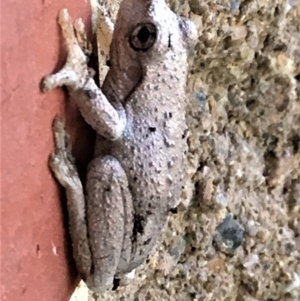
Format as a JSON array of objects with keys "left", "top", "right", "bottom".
[{"left": 43, "top": 0, "right": 197, "bottom": 293}]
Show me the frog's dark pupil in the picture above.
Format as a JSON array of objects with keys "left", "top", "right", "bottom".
[{"left": 137, "top": 26, "right": 151, "bottom": 43}]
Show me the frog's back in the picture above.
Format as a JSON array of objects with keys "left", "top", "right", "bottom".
[
  {"left": 125, "top": 93, "right": 188, "bottom": 270},
  {"left": 94, "top": 70, "right": 189, "bottom": 272}
]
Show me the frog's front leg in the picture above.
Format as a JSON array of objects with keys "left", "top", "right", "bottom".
[
  {"left": 42, "top": 9, "right": 126, "bottom": 141},
  {"left": 50, "top": 117, "right": 134, "bottom": 292}
]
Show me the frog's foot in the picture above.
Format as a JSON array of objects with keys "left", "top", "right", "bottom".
[
  {"left": 42, "top": 9, "right": 92, "bottom": 92},
  {"left": 49, "top": 116, "right": 81, "bottom": 189},
  {"left": 50, "top": 117, "right": 93, "bottom": 278}
]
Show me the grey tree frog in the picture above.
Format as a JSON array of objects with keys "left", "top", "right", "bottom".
[{"left": 42, "top": 0, "right": 197, "bottom": 292}]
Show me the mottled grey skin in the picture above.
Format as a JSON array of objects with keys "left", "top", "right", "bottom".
[{"left": 43, "top": 0, "right": 197, "bottom": 293}]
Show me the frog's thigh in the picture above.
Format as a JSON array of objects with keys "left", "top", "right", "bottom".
[{"left": 85, "top": 155, "right": 134, "bottom": 292}]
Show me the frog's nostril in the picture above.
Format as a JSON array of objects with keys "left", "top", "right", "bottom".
[{"left": 179, "top": 18, "right": 198, "bottom": 50}]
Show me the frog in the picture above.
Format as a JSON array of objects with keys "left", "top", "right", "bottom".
[{"left": 42, "top": 0, "right": 197, "bottom": 293}]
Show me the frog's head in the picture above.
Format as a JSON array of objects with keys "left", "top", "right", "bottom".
[{"left": 103, "top": 0, "right": 198, "bottom": 102}]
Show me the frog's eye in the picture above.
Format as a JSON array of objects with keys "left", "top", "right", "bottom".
[{"left": 129, "top": 22, "right": 157, "bottom": 51}]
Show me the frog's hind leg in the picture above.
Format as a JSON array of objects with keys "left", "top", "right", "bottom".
[
  {"left": 49, "top": 116, "right": 92, "bottom": 279},
  {"left": 84, "top": 155, "right": 134, "bottom": 292}
]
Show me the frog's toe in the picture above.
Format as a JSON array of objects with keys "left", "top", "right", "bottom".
[
  {"left": 57, "top": 9, "right": 88, "bottom": 67},
  {"left": 49, "top": 117, "right": 79, "bottom": 188},
  {"left": 49, "top": 146, "right": 79, "bottom": 188},
  {"left": 52, "top": 117, "right": 70, "bottom": 149},
  {"left": 42, "top": 68, "right": 81, "bottom": 92},
  {"left": 74, "top": 18, "right": 92, "bottom": 57}
]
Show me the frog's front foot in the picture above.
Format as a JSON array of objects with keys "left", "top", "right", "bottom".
[{"left": 42, "top": 9, "right": 93, "bottom": 92}]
